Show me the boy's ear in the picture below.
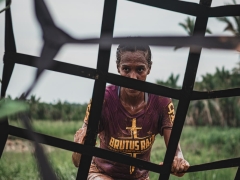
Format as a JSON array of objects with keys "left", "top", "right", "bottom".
[
  {"left": 147, "top": 68, "right": 151, "bottom": 74},
  {"left": 147, "top": 63, "right": 152, "bottom": 74},
  {"left": 117, "top": 65, "right": 120, "bottom": 73}
]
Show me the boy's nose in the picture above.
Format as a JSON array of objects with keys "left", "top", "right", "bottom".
[{"left": 129, "top": 72, "right": 137, "bottom": 79}]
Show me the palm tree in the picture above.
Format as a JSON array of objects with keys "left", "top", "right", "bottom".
[
  {"left": 217, "top": 0, "right": 240, "bottom": 73},
  {"left": 216, "top": 0, "right": 240, "bottom": 35},
  {"left": 156, "top": 73, "right": 180, "bottom": 109},
  {"left": 175, "top": 17, "right": 212, "bottom": 50},
  {"left": 217, "top": 16, "right": 240, "bottom": 35},
  {"left": 179, "top": 17, "right": 195, "bottom": 36},
  {"left": 156, "top": 73, "right": 180, "bottom": 89},
  {"left": 28, "top": 95, "right": 41, "bottom": 120},
  {"left": 29, "top": 95, "right": 41, "bottom": 104},
  {"left": 195, "top": 66, "right": 240, "bottom": 127},
  {"left": 232, "top": 61, "right": 240, "bottom": 74}
]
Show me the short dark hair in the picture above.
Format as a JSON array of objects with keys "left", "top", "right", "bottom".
[{"left": 116, "top": 44, "right": 152, "bottom": 67}]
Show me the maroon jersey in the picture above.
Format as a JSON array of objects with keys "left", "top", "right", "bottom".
[{"left": 83, "top": 85, "right": 174, "bottom": 180}]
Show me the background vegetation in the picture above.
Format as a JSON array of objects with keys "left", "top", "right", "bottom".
[
  {"left": 1, "top": 120, "right": 239, "bottom": 180},
  {"left": 2, "top": 65, "right": 240, "bottom": 180},
  {"left": 157, "top": 65, "right": 240, "bottom": 127},
  {"left": 157, "top": 2, "right": 240, "bottom": 127},
  {"left": 6, "top": 96, "right": 88, "bottom": 121},
  {"left": 5, "top": 61, "right": 240, "bottom": 128},
  {"left": 1, "top": 3, "right": 240, "bottom": 178}
]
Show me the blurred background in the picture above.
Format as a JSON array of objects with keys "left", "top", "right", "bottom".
[{"left": 0, "top": 0, "right": 240, "bottom": 179}]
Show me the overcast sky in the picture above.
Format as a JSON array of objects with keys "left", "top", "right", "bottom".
[{"left": 0, "top": 0, "right": 239, "bottom": 103}]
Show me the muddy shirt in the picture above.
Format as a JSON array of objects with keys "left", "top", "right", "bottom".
[{"left": 84, "top": 85, "right": 174, "bottom": 180}]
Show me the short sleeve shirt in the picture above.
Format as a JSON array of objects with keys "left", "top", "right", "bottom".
[{"left": 84, "top": 85, "right": 175, "bottom": 180}]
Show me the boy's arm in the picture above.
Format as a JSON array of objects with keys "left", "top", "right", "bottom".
[
  {"left": 72, "top": 100, "right": 91, "bottom": 167},
  {"left": 72, "top": 126, "right": 87, "bottom": 167},
  {"left": 163, "top": 128, "right": 190, "bottom": 177}
]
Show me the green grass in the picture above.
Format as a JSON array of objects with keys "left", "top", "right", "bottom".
[
  {"left": 149, "top": 126, "right": 240, "bottom": 180},
  {"left": 0, "top": 148, "right": 77, "bottom": 180},
  {"left": 1, "top": 121, "right": 240, "bottom": 180},
  {"left": 8, "top": 120, "right": 82, "bottom": 141}
]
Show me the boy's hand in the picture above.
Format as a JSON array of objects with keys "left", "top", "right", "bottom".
[
  {"left": 171, "top": 156, "right": 189, "bottom": 177},
  {"left": 159, "top": 156, "right": 190, "bottom": 177}
]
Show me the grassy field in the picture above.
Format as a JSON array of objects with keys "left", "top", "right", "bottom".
[{"left": 0, "top": 120, "right": 240, "bottom": 180}]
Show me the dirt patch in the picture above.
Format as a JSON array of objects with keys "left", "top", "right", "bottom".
[{"left": 4, "top": 139, "right": 53, "bottom": 153}]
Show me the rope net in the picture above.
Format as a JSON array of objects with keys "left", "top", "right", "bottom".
[{"left": 0, "top": 0, "right": 240, "bottom": 179}]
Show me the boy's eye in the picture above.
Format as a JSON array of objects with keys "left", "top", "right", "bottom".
[
  {"left": 123, "top": 67, "right": 129, "bottom": 71},
  {"left": 138, "top": 68, "right": 144, "bottom": 72}
]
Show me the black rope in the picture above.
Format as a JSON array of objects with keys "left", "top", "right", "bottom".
[
  {"left": 187, "top": 158, "right": 240, "bottom": 173},
  {"left": 3, "top": 52, "right": 181, "bottom": 99},
  {"left": 18, "top": 114, "right": 58, "bottom": 180},
  {"left": 4, "top": 52, "right": 98, "bottom": 80},
  {"left": 1, "top": 0, "right": 16, "bottom": 98},
  {"left": 127, "top": 0, "right": 240, "bottom": 17},
  {"left": 0, "top": 0, "right": 16, "bottom": 162},
  {"left": 1, "top": 0, "right": 67, "bottom": 178},
  {"left": 159, "top": 0, "right": 212, "bottom": 179},
  {"left": 76, "top": 0, "right": 117, "bottom": 179},
  {"left": 209, "top": 5, "right": 240, "bottom": 17},
  {"left": 3, "top": 0, "right": 72, "bottom": 179},
  {"left": 0, "top": 120, "right": 9, "bottom": 158},
  {"left": 8, "top": 125, "right": 240, "bottom": 174},
  {"left": 5, "top": 52, "right": 240, "bottom": 101},
  {"left": 191, "top": 88, "right": 240, "bottom": 100},
  {"left": 0, "top": 0, "right": 11, "bottom": 14},
  {"left": 1, "top": 0, "right": 240, "bottom": 179},
  {"left": 127, "top": 0, "right": 209, "bottom": 17},
  {"left": 9, "top": 125, "right": 164, "bottom": 174},
  {"left": 235, "top": 167, "right": 240, "bottom": 180},
  {"left": 8, "top": 0, "right": 77, "bottom": 179}
]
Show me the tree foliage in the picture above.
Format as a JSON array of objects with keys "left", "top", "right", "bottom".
[
  {"left": 175, "top": 17, "right": 212, "bottom": 50},
  {"left": 216, "top": 0, "right": 240, "bottom": 36},
  {"left": 156, "top": 73, "right": 180, "bottom": 109},
  {"left": 156, "top": 66, "right": 240, "bottom": 127},
  {"left": 5, "top": 67, "right": 240, "bottom": 127},
  {"left": 6, "top": 95, "right": 88, "bottom": 121},
  {"left": 0, "top": 99, "right": 29, "bottom": 120}
]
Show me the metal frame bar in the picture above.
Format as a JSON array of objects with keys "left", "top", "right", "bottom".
[
  {"left": 0, "top": 0, "right": 15, "bottom": 160},
  {"left": 235, "top": 167, "right": 240, "bottom": 180},
  {"left": 76, "top": 0, "right": 117, "bottom": 179},
  {"left": 6, "top": 125, "right": 240, "bottom": 173},
  {"left": 5, "top": 52, "right": 240, "bottom": 101},
  {"left": 1, "top": 0, "right": 16, "bottom": 98},
  {"left": 0, "top": 120, "right": 9, "bottom": 158},
  {"left": 127, "top": 0, "right": 240, "bottom": 17},
  {"left": 1, "top": 0, "right": 240, "bottom": 179},
  {"left": 159, "top": 0, "right": 212, "bottom": 179}
]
